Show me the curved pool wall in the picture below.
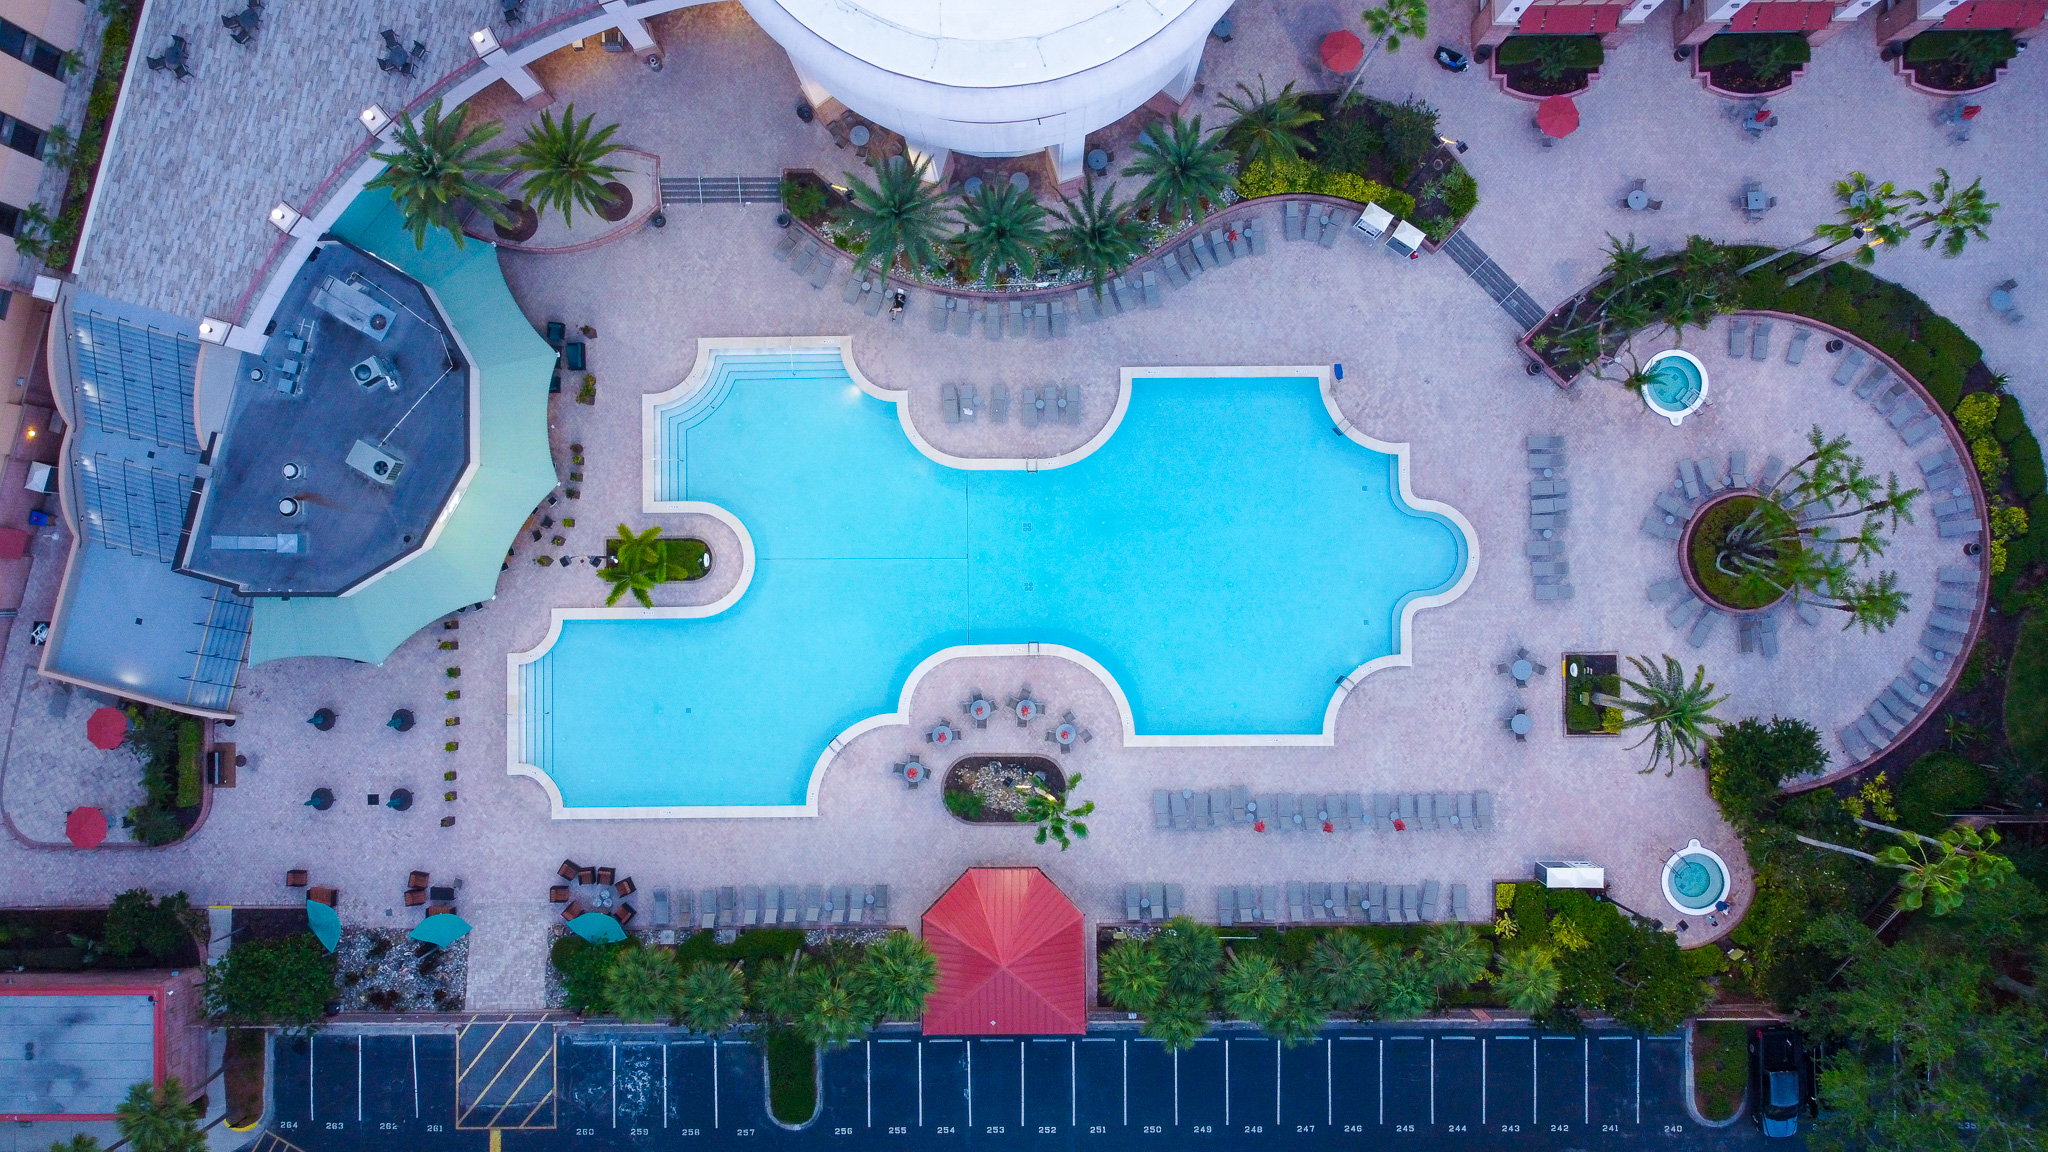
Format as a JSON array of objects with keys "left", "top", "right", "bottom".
[
  {"left": 511, "top": 338, "right": 1475, "bottom": 818},
  {"left": 1662, "top": 839, "right": 1731, "bottom": 913},
  {"left": 1644, "top": 349, "right": 1708, "bottom": 426}
]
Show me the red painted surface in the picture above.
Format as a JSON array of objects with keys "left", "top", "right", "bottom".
[
  {"left": 1320, "top": 30, "right": 1364, "bottom": 71},
  {"left": 1938, "top": 0, "right": 2048, "bottom": 27},
  {"left": 1516, "top": 5, "right": 1623, "bottom": 34},
  {"left": 1537, "top": 94, "right": 1582, "bottom": 136},
  {"left": 64, "top": 806, "right": 107, "bottom": 848},
  {"left": 1728, "top": 2, "right": 1839, "bottom": 31},
  {"left": 922, "top": 868, "right": 1087, "bottom": 1036}
]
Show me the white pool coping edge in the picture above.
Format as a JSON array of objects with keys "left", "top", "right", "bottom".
[{"left": 508, "top": 337, "right": 1477, "bottom": 819}]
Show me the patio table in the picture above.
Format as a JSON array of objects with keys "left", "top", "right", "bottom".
[
  {"left": 1744, "top": 189, "right": 1769, "bottom": 212},
  {"left": 1991, "top": 288, "right": 2014, "bottom": 312},
  {"left": 1510, "top": 713, "right": 1533, "bottom": 736},
  {"left": 1626, "top": 189, "right": 1648, "bottom": 211},
  {"left": 1512, "top": 658, "right": 1534, "bottom": 682},
  {"left": 591, "top": 887, "right": 615, "bottom": 910},
  {"left": 929, "top": 724, "right": 955, "bottom": 745},
  {"left": 1016, "top": 699, "right": 1042, "bottom": 722},
  {"left": 849, "top": 124, "right": 870, "bottom": 147},
  {"left": 1009, "top": 171, "right": 1030, "bottom": 191},
  {"left": 901, "top": 761, "right": 927, "bottom": 784},
  {"left": 968, "top": 698, "right": 993, "bottom": 722},
  {"left": 1087, "top": 149, "right": 1108, "bottom": 172},
  {"left": 963, "top": 176, "right": 982, "bottom": 196},
  {"left": 1053, "top": 722, "right": 1078, "bottom": 745}
]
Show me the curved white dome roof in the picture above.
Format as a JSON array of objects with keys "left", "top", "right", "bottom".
[{"left": 768, "top": 0, "right": 1202, "bottom": 88}]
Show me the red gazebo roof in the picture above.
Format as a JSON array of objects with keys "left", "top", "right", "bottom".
[{"left": 921, "top": 868, "right": 1086, "bottom": 1036}]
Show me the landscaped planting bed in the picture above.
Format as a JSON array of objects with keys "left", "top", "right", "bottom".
[
  {"left": 333, "top": 928, "right": 467, "bottom": 1013},
  {"left": 1491, "top": 35, "right": 1603, "bottom": 96},
  {"left": 942, "top": 755, "right": 1064, "bottom": 823},
  {"left": 1687, "top": 495, "right": 1789, "bottom": 610},
  {"left": 1564, "top": 653, "right": 1622, "bottom": 736},
  {"left": 1691, "top": 1020, "right": 1748, "bottom": 1121},
  {"left": 1697, "top": 33, "right": 1810, "bottom": 94},
  {"left": 1902, "top": 30, "right": 2016, "bottom": 92}
]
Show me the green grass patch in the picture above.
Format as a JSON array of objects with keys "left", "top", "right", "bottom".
[
  {"left": 2005, "top": 611, "right": 2048, "bottom": 766},
  {"left": 673, "top": 928, "right": 804, "bottom": 967},
  {"left": 766, "top": 1030, "right": 818, "bottom": 1125},
  {"left": 1895, "top": 751, "right": 1990, "bottom": 834},
  {"left": 1688, "top": 496, "right": 1787, "bottom": 610},
  {"left": 1691, "top": 1021, "right": 1748, "bottom": 1121}
]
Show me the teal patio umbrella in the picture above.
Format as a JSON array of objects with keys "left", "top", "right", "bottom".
[
  {"left": 567, "top": 912, "right": 627, "bottom": 944},
  {"left": 410, "top": 913, "right": 472, "bottom": 948},
  {"left": 305, "top": 898, "right": 342, "bottom": 952}
]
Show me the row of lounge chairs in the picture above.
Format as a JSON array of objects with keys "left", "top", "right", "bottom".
[
  {"left": 1920, "top": 444, "right": 1984, "bottom": 539},
  {"left": 1217, "top": 880, "right": 1472, "bottom": 926},
  {"left": 1527, "top": 435, "right": 1574, "bottom": 600},
  {"left": 1152, "top": 788, "right": 1493, "bottom": 832},
  {"left": 1839, "top": 564, "right": 1980, "bottom": 763},
  {"left": 1726, "top": 316, "right": 1812, "bottom": 364},
  {"left": 1160, "top": 217, "right": 1270, "bottom": 286},
  {"left": 1644, "top": 447, "right": 1793, "bottom": 653},
  {"left": 938, "top": 382, "right": 1086, "bottom": 428},
  {"left": 665, "top": 884, "right": 893, "bottom": 930},
  {"left": 1829, "top": 344, "right": 1945, "bottom": 450},
  {"left": 1121, "top": 883, "right": 1186, "bottom": 922}
]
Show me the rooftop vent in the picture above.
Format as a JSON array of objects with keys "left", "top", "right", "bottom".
[
  {"left": 350, "top": 355, "right": 400, "bottom": 392},
  {"left": 311, "top": 276, "right": 396, "bottom": 341},
  {"left": 346, "top": 439, "right": 405, "bottom": 486}
]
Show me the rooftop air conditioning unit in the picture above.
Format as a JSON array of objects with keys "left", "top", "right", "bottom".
[
  {"left": 345, "top": 439, "right": 405, "bottom": 486},
  {"left": 350, "top": 355, "right": 400, "bottom": 391},
  {"left": 1535, "top": 861, "right": 1605, "bottom": 890}
]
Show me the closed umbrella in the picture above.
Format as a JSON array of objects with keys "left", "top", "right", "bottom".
[
  {"left": 87, "top": 707, "right": 127, "bottom": 750},
  {"left": 1536, "top": 95, "right": 1579, "bottom": 138},
  {"left": 65, "top": 807, "right": 108, "bottom": 848},
  {"left": 1320, "top": 30, "right": 1363, "bottom": 72},
  {"left": 567, "top": 912, "right": 627, "bottom": 944},
  {"left": 409, "top": 913, "right": 472, "bottom": 948},
  {"left": 305, "top": 897, "right": 342, "bottom": 952}
]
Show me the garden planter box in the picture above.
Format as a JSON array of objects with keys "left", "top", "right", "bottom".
[
  {"left": 1893, "top": 52, "right": 2008, "bottom": 96},
  {"left": 1693, "top": 54, "right": 1806, "bottom": 98},
  {"left": 1490, "top": 57, "right": 1601, "bottom": 100}
]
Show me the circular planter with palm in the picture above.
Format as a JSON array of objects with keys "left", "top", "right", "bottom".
[
  {"left": 493, "top": 199, "right": 539, "bottom": 243},
  {"left": 517, "top": 104, "right": 629, "bottom": 230}
]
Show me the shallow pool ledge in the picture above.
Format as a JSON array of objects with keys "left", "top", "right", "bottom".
[{"left": 508, "top": 337, "right": 1478, "bottom": 820}]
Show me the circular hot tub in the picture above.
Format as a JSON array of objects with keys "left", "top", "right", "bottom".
[
  {"left": 1643, "top": 349, "right": 1709, "bottom": 426},
  {"left": 1661, "top": 838, "right": 1729, "bottom": 914}
]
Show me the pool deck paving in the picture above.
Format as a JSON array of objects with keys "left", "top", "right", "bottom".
[{"left": 1, "top": 0, "right": 2036, "bottom": 1016}]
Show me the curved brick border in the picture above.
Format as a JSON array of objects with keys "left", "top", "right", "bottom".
[
  {"left": 1677, "top": 490, "right": 1796, "bottom": 616},
  {"left": 1892, "top": 52, "right": 2007, "bottom": 97},
  {"left": 1692, "top": 54, "right": 1805, "bottom": 99},
  {"left": 1736, "top": 309, "right": 1989, "bottom": 793}
]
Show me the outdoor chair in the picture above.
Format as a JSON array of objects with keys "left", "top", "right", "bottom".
[
  {"left": 1749, "top": 321, "right": 1772, "bottom": 360},
  {"left": 1648, "top": 576, "right": 1687, "bottom": 603},
  {"left": 1647, "top": 199, "right": 1663, "bottom": 210},
  {"left": 1259, "top": 885, "right": 1282, "bottom": 923},
  {"left": 408, "top": 870, "right": 430, "bottom": 889},
  {"left": 1206, "top": 789, "right": 1229, "bottom": 829},
  {"left": 1726, "top": 317, "right": 1749, "bottom": 357},
  {"left": 1831, "top": 346, "right": 1869, "bottom": 385},
  {"left": 612, "top": 903, "right": 634, "bottom": 927},
  {"left": 1760, "top": 612, "right": 1781, "bottom": 658},
  {"left": 1474, "top": 792, "right": 1493, "bottom": 830},
  {"left": 1247, "top": 217, "right": 1269, "bottom": 255},
  {"left": 1169, "top": 789, "right": 1190, "bottom": 829},
  {"left": 1457, "top": 793, "right": 1476, "bottom": 831},
  {"left": 1125, "top": 884, "right": 1143, "bottom": 922},
  {"left": 1217, "top": 889, "right": 1236, "bottom": 927},
  {"left": 406, "top": 889, "right": 428, "bottom": 907},
  {"left": 308, "top": 886, "right": 338, "bottom": 906},
  {"left": 1287, "top": 883, "right": 1307, "bottom": 922},
  {"left": 613, "top": 877, "right": 635, "bottom": 898},
  {"left": 1190, "top": 790, "right": 1214, "bottom": 828},
  {"left": 941, "top": 383, "right": 960, "bottom": 424},
  {"left": 1420, "top": 881, "right": 1441, "bottom": 921},
  {"left": 1451, "top": 884, "right": 1471, "bottom": 922},
  {"left": 1670, "top": 596, "right": 1708, "bottom": 630},
  {"left": 1690, "top": 609, "right": 1722, "bottom": 648},
  {"left": 696, "top": 890, "right": 717, "bottom": 929}
]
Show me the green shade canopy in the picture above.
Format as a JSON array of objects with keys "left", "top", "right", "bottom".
[
  {"left": 567, "top": 912, "right": 627, "bottom": 944},
  {"left": 409, "top": 913, "right": 473, "bottom": 948},
  {"left": 249, "top": 185, "right": 559, "bottom": 665},
  {"left": 305, "top": 898, "right": 342, "bottom": 953}
]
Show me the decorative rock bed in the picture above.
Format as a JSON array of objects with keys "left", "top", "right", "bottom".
[
  {"left": 333, "top": 927, "right": 467, "bottom": 1013},
  {"left": 941, "top": 755, "right": 1064, "bottom": 823}
]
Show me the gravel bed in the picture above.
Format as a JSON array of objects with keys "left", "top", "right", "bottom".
[{"left": 335, "top": 927, "right": 467, "bottom": 1013}]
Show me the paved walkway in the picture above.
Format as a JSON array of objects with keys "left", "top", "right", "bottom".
[{"left": 10, "top": 0, "right": 2036, "bottom": 1014}]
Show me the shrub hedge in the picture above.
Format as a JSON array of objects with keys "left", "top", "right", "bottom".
[
  {"left": 2008, "top": 610, "right": 2048, "bottom": 767},
  {"left": 1893, "top": 751, "right": 1990, "bottom": 833},
  {"left": 1697, "top": 32, "right": 1810, "bottom": 71},
  {"left": 1495, "top": 35, "right": 1605, "bottom": 70}
]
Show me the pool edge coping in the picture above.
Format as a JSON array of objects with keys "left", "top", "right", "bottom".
[{"left": 507, "top": 339, "right": 1478, "bottom": 819}]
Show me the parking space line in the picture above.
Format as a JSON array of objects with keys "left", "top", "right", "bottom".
[
  {"left": 1532, "top": 1037, "right": 1538, "bottom": 1125},
  {"left": 1221, "top": 1041, "right": 1227, "bottom": 1126},
  {"left": 1122, "top": 1041, "right": 1128, "bottom": 1127},
  {"left": 1174, "top": 1048, "right": 1181, "bottom": 1126},
  {"left": 309, "top": 1037, "right": 316, "bottom": 1122},
  {"left": 918, "top": 1042, "right": 924, "bottom": 1127},
  {"left": 1378, "top": 1039, "right": 1383, "bottom": 1127},
  {"left": 1428, "top": 1038, "right": 1434, "bottom": 1126},
  {"left": 1326, "top": 1040, "right": 1332, "bottom": 1126},
  {"left": 492, "top": 1039, "right": 556, "bottom": 1130},
  {"left": 1071, "top": 1041, "right": 1077, "bottom": 1127},
  {"left": 1019, "top": 1042, "right": 1025, "bottom": 1130},
  {"left": 967, "top": 1039, "right": 974, "bottom": 1128},
  {"left": 713, "top": 1041, "right": 720, "bottom": 1129},
  {"left": 1636, "top": 1038, "right": 1641, "bottom": 1124},
  {"left": 611, "top": 1043, "right": 618, "bottom": 1128},
  {"left": 1584, "top": 1039, "right": 1590, "bottom": 1125},
  {"left": 1274, "top": 1039, "right": 1282, "bottom": 1127},
  {"left": 1481, "top": 1039, "right": 1487, "bottom": 1124},
  {"left": 412, "top": 1035, "right": 420, "bottom": 1119},
  {"left": 358, "top": 1036, "right": 364, "bottom": 1123},
  {"left": 458, "top": 1020, "right": 511, "bottom": 1080},
  {"left": 662, "top": 1043, "right": 669, "bottom": 1128},
  {"left": 866, "top": 1042, "right": 873, "bottom": 1129}
]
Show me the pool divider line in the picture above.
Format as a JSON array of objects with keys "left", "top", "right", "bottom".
[{"left": 505, "top": 338, "right": 1477, "bottom": 820}]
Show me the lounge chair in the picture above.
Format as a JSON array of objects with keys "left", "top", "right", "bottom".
[
  {"left": 1366, "top": 881, "right": 1388, "bottom": 923},
  {"left": 985, "top": 302, "right": 1005, "bottom": 341},
  {"left": 1726, "top": 317, "right": 1749, "bottom": 356},
  {"left": 941, "top": 383, "right": 960, "bottom": 424},
  {"left": 1191, "top": 789, "right": 1214, "bottom": 829},
  {"left": 1153, "top": 790, "right": 1171, "bottom": 829},
  {"left": 1255, "top": 793, "right": 1279, "bottom": 829},
  {"left": 1275, "top": 792, "right": 1300, "bottom": 831},
  {"left": 1261, "top": 885, "right": 1284, "bottom": 923},
  {"left": 1535, "top": 584, "right": 1575, "bottom": 600},
  {"left": 1730, "top": 450, "right": 1750, "bottom": 488},
  {"left": 1217, "top": 888, "right": 1236, "bottom": 927},
  {"left": 676, "top": 891, "right": 695, "bottom": 927},
  {"left": 864, "top": 281, "right": 889, "bottom": 316},
  {"left": 1641, "top": 514, "right": 1682, "bottom": 540},
  {"left": 1531, "top": 478, "right": 1569, "bottom": 496},
  {"left": 1306, "top": 883, "right": 1329, "bottom": 920},
  {"left": 841, "top": 274, "right": 865, "bottom": 305},
  {"left": 1208, "top": 229, "right": 1235, "bottom": 267},
  {"left": 790, "top": 240, "right": 819, "bottom": 275},
  {"left": 1697, "top": 458, "right": 1728, "bottom": 491},
  {"left": 1456, "top": 792, "right": 1476, "bottom": 831},
  {"left": 1319, "top": 211, "right": 1346, "bottom": 248},
  {"left": 1229, "top": 226, "right": 1251, "bottom": 259},
  {"left": 930, "top": 296, "right": 955, "bottom": 333},
  {"left": 1227, "top": 785, "right": 1250, "bottom": 824},
  {"left": 1739, "top": 615, "right": 1759, "bottom": 654},
  {"left": 1419, "top": 880, "right": 1442, "bottom": 921},
  {"left": 1061, "top": 384, "right": 1081, "bottom": 425},
  {"left": 1287, "top": 882, "right": 1307, "bottom": 922},
  {"left": 1785, "top": 328, "right": 1810, "bottom": 365},
  {"left": 1372, "top": 793, "right": 1394, "bottom": 833},
  {"left": 870, "top": 885, "right": 890, "bottom": 923},
  {"left": 1689, "top": 609, "right": 1722, "bottom": 648},
  {"left": 1678, "top": 459, "right": 1703, "bottom": 500},
  {"left": 803, "top": 885, "right": 823, "bottom": 924},
  {"left": 1283, "top": 201, "right": 1304, "bottom": 240},
  {"left": 1143, "top": 271, "right": 1162, "bottom": 309},
  {"left": 1749, "top": 320, "right": 1772, "bottom": 360},
  {"left": 831, "top": 887, "right": 853, "bottom": 925},
  {"left": 740, "top": 887, "right": 761, "bottom": 926},
  {"left": 1531, "top": 512, "right": 1566, "bottom": 532},
  {"left": 1528, "top": 450, "right": 1565, "bottom": 470},
  {"left": 1854, "top": 367, "right": 1890, "bottom": 400},
  {"left": 1527, "top": 434, "right": 1565, "bottom": 451},
  {"left": 772, "top": 231, "right": 800, "bottom": 261},
  {"left": 1397, "top": 793, "right": 1418, "bottom": 829},
  {"left": 716, "top": 886, "right": 737, "bottom": 927},
  {"left": 1450, "top": 884, "right": 1471, "bottom": 922},
  {"left": 1872, "top": 381, "right": 1906, "bottom": 415},
  {"left": 1527, "top": 539, "right": 1561, "bottom": 558},
  {"left": 1049, "top": 298, "right": 1069, "bottom": 337},
  {"left": 951, "top": 299, "right": 974, "bottom": 335},
  {"left": 1531, "top": 496, "right": 1570, "bottom": 514},
  {"left": 1831, "top": 347, "right": 1869, "bottom": 385},
  {"left": 1346, "top": 793, "right": 1368, "bottom": 830},
  {"left": 1247, "top": 217, "right": 1269, "bottom": 255},
  {"left": 1206, "top": 788, "right": 1230, "bottom": 828},
  {"left": 1759, "top": 611, "right": 1780, "bottom": 657},
  {"left": 1434, "top": 792, "right": 1455, "bottom": 831},
  {"left": 1474, "top": 792, "right": 1493, "bottom": 830},
  {"left": 1169, "top": 789, "right": 1190, "bottom": 829},
  {"left": 697, "top": 889, "right": 717, "bottom": 929},
  {"left": 1900, "top": 415, "right": 1940, "bottom": 446},
  {"left": 808, "top": 253, "right": 834, "bottom": 289},
  {"left": 1838, "top": 724, "right": 1875, "bottom": 760},
  {"left": 1649, "top": 576, "right": 1687, "bottom": 603},
  {"left": 1938, "top": 516, "right": 1984, "bottom": 538},
  {"left": 1757, "top": 455, "right": 1785, "bottom": 493},
  {"left": 1939, "top": 565, "right": 1981, "bottom": 586},
  {"left": 1655, "top": 492, "right": 1691, "bottom": 520},
  {"left": 1160, "top": 252, "right": 1189, "bottom": 287},
  {"left": 1400, "top": 885, "right": 1420, "bottom": 923},
  {"left": 1189, "top": 232, "right": 1215, "bottom": 270}
]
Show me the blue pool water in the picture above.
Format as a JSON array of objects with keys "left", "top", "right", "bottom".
[
  {"left": 1645, "top": 353, "right": 1704, "bottom": 411},
  {"left": 520, "top": 352, "right": 1468, "bottom": 811}
]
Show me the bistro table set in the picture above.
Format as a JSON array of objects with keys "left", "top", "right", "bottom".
[
  {"left": 889, "top": 686, "right": 1092, "bottom": 789},
  {"left": 378, "top": 29, "right": 428, "bottom": 77},
  {"left": 221, "top": 2, "right": 261, "bottom": 44},
  {"left": 552, "top": 859, "right": 637, "bottom": 927}
]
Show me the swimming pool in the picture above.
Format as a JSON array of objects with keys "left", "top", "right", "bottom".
[{"left": 513, "top": 344, "right": 1471, "bottom": 816}]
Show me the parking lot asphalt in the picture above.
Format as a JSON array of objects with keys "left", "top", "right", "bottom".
[{"left": 258, "top": 1022, "right": 1791, "bottom": 1151}]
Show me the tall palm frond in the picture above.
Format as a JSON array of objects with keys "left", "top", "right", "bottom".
[
  {"left": 1052, "top": 179, "right": 1147, "bottom": 292},
  {"left": 833, "top": 155, "right": 951, "bottom": 275},
  {"left": 515, "top": 103, "right": 626, "bottom": 227},
  {"left": 366, "top": 99, "right": 513, "bottom": 249},
  {"left": 1618, "top": 655, "right": 1727, "bottom": 775},
  {"left": 953, "top": 181, "right": 1049, "bottom": 282},
  {"left": 1120, "top": 115, "right": 1232, "bottom": 226},
  {"left": 1214, "top": 78, "right": 1320, "bottom": 169}
]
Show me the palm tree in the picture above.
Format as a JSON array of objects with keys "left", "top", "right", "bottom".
[
  {"left": 1120, "top": 115, "right": 1232, "bottom": 226},
  {"left": 1151, "top": 916, "right": 1222, "bottom": 997},
  {"left": 1618, "top": 655, "right": 1726, "bottom": 775},
  {"left": 1830, "top": 571, "right": 1911, "bottom": 633},
  {"left": 1142, "top": 992, "right": 1211, "bottom": 1051},
  {"left": 793, "top": 976, "right": 867, "bottom": 1048},
  {"left": 1494, "top": 949, "right": 1562, "bottom": 1015},
  {"left": 952, "top": 182, "right": 1049, "bottom": 283},
  {"left": 1098, "top": 938, "right": 1166, "bottom": 1011},
  {"left": 677, "top": 961, "right": 747, "bottom": 1033},
  {"left": 852, "top": 932, "right": 938, "bottom": 1021},
  {"left": 1419, "top": 924, "right": 1491, "bottom": 992},
  {"left": 1215, "top": 78, "right": 1320, "bottom": 169},
  {"left": 602, "top": 524, "right": 674, "bottom": 608},
  {"left": 1052, "top": 180, "right": 1147, "bottom": 293},
  {"left": 1015, "top": 772, "right": 1093, "bottom": 850},
  {"left": 1372, "top": 950, "right": 1434, "bottom": 1020},
  {"left": 605, "top": 945, "right": 679, "bottom": 1023},
  {"left": 1740, "top": 172, "right": 1906, "bottom": 275},
  {"left": 9, "top": 202, "right": 52, "bottom": 264},
  {"left": 514, "top": 103, "right": 626, "bottom": 228},
  {"left": 365, "top": 99, "right": 514, "bottom": 249},
  {"left": 46, "top": 1136, "right": 102, "bottom": 1152},
  {"left": 1261, "top": 975, "right": 1330, "bottom": 1047},
  {"left": 833, "top": 155, "right": 951, "bottom": 276},
  {"left": 1902, "top": 168, "right": 1997, "bottom": 256},
  {"left": 1338, "top": 0, "right": 1429, "bottom": 103},
  {"left": 1795, "top": 821, "right": 2014, "bottom": 916},
  {"left": 1307, "top": 932, "right": 1383, "bottom": 1011},
  {"left": 1220, "top": 953, "right": 1287, "bottom": 1021},
  {"left": 115, "top": 1079, "right": 204, "bottom": 1152}
]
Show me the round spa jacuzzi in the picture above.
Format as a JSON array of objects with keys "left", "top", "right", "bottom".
[
  {"left": 1661, "top": 838, "right": 1730, "bottom": 914},
  {"left": 1642, "top": 349, "right": 1708, "bottom": 426}
]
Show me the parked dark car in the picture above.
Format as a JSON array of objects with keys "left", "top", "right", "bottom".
[{"left": 1750, "top": 1027, "right": 1805, "bottom": 1138}]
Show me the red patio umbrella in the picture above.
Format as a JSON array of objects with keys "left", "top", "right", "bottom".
[
  {"left": 1536, "top": 95, "right": 1580, "bottom": 138},
  {"left": 66, "top": 807, "right": 107, "bottom": 848},
  {"left": 87, "top": 707, "right": 127, "bottom": 750},
  {"left": 1320, "top": 30, "right": 1364, "bottom": 72}
]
